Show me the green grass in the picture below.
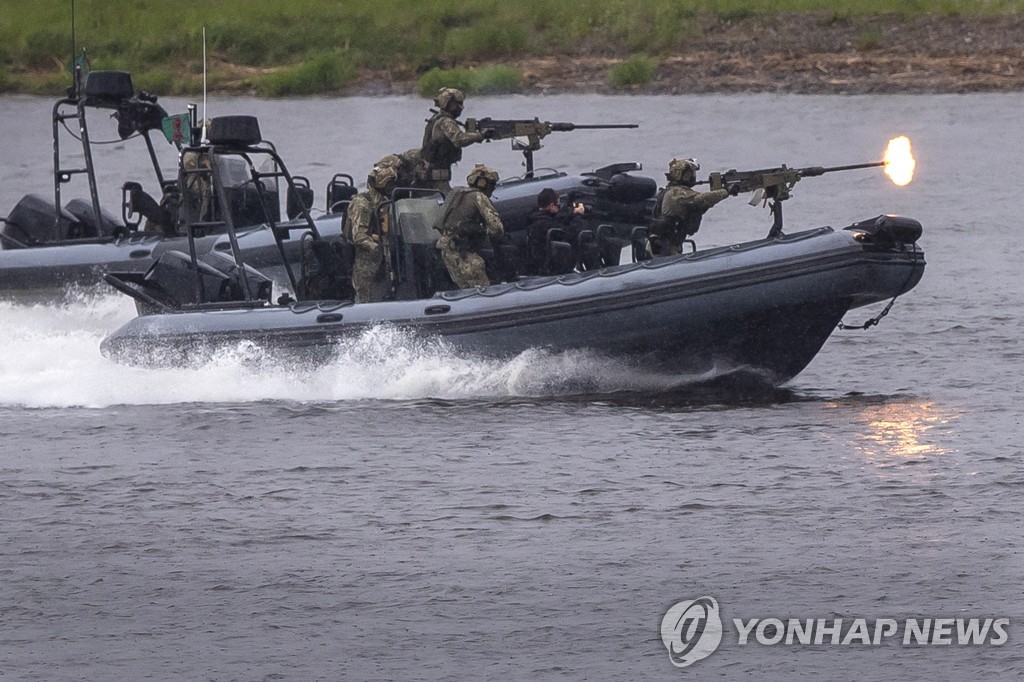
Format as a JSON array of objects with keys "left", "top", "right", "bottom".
[
  {"left": 258, "top": 52, "right": 356, "bottom": 97},
  {"left": 418, "top": 65, "right": 523, "bottom": 97},
  {"left": 1, "top": 0, "right": 1022, "bottom": 95},
  {"left": 609, "top": 56, "right": 658, "bottom": 88}
]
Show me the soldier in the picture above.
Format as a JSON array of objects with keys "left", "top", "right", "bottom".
[
  {"left": 419, "top": 88, "right": 488, "bottom": 194},
  {"left": 649, "top": 158, "right": 733, "bottom": 256},
  {"left": 435, "top": 164, "right": 504, "bottom": 290},
  {"left": 526, "top": 187, "right": 587, "bottom": 275},
  {"left": 375, "top": 148, "right": 426, "bottom": 190},
  {"left": 180, "top": 149, "right": 214, "bottom": 225},
  {"left": 345, "top": 163, "right": 397, "bottom": 303}
]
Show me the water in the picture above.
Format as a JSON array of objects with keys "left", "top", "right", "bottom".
[{"left": 1, "top": 94, "right": 1022, "bottom": 680}]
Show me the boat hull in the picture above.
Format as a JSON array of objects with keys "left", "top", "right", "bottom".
[{"left": 101, "top": 226, "right": 925, "bottom": 386}]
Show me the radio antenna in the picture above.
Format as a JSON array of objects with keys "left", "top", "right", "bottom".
[{"left": 202, "top": 26, "right": 208, "bottom": 142}]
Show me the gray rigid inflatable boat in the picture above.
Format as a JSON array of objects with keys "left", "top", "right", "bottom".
[{"left": 101, "top": 215, "right": 925, "bottom": 387}]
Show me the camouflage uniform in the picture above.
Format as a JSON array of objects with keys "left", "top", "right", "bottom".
[
  {"left": 180, "top": 150, "right": 214, "bottom": 224},
  {"left": 435, "top": 166, "right": 504, "bottom": 289},
  {"left": 376, "top": 149, "right": 426, "bottom": 190},
  {"left": 649, "top": 158, "right": 729, "bottom": 256},
  {"left": 345, "top": 185, "right": 391, "bottom": 303},
  {"left": 420, "top": 88, "right": 485, "bottom": 194}
]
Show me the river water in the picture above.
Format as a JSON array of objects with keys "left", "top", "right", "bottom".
[{"left": 0, "top": 93, "right": 1021, "bottom": 680}]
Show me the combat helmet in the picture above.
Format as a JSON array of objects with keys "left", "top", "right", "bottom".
[
  {"left": 367, "top": 164, "right": 398, "bottom": 192},
  {"left": 667, "top": 158, "right": 700, "bottom": 186},
  {"left": 375, "top": 153, "right": 402, "bottom": 169},
  {"left": 467, "top": 164, "right": 499, "bottom": 193},
  {"left": 434, "top": 87, "right": 466, "bottom": 112}
]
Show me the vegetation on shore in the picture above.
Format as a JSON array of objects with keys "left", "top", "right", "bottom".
[{"left": 1, "top": 0, "right": 1022, "bottom": 97}]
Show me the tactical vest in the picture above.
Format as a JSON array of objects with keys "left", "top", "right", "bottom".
[
  {"left": 651, "top": 186, "right": 703, "bottom": 237},
  {"left": 435, "top": 188, "right": 487, "bottom": 246},
  {"left": 421, "top": 112, "right": 462, "bottom": 168}
]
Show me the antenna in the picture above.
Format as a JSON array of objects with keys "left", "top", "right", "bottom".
[
  {"left": 70, "top": 0, "right": 79, "bottom": 96},
  {"left": 201, "top": 26, "right": 208, "bottom": 143}
]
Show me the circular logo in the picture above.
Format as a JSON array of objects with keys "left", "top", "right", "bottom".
[{"left": 661, "top": 596, "right": 723, "bottom": 668}]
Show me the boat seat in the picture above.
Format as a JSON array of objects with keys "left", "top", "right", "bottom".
[
  {"left": 297, "top": 234, "right": 354, "bottom": 301},
  {"left": 286, "top": 176, "right": 314, "bottom": 220},
  {"left": 481, "top": 242, "right": 519, "bottom": 283},
  {"left": 597, "top": 224, "right": 630, "bottom": 266},
  {"left": 326, "top": 174, "right": 356, "bottom": 214},
  {"left": 120, "top": 182, "right": 175, "bottom": 236},
  {"left": 576, "top": 229, "right": 602, "bottom": 271},
  {"left": 544, "top": 227, "right": 575, "bottom": 275},
  {"left": 631, "top": 226, "right": 651, "bottom": 261}
]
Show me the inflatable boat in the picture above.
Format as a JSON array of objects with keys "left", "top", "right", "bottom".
[
  {"left": 0, "top": 71, "right": 355, "bottom": 302},
  {"left": 99, "top": 114, "right": 925, "bottom": 386}
]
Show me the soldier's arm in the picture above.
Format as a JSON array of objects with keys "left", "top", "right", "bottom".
[
  {"left": 437, "top": 117, "right": 485, "bottom": 148},
  {"left": 691, "top": 188, "right": 730, "bottom": 210},
  {"left": 477, "top": 194, "right": 504, "bottom": 240},
  {"left": 346, "top": 199, "right": 379, "bottom": 252}
]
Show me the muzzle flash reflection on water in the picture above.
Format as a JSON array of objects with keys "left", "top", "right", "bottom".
[
  {"left": 883, "top": 136, "right": 915, "bottom": 186},
  {"left": 847, "top": 400, "right": 953, "bottom": 461}
]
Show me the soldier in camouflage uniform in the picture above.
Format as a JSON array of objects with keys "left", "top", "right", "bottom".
[
  {"left": 435, "top": 164, "right": 504, "bottom": 290},
  {"left": 648, "top": 158, "right": 732, "bottom": 256},
  {"left": 375, "top": 149, "right": 426, "bottom": 190},
  {"left": 419, "top": 88, "right": 488, "bottom": 194},
  {"left": 345, "top": 163, "right": 397, "bottom": 303}
]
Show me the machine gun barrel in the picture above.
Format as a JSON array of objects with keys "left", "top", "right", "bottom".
[
  {"left": 547, "top": 122, "right": 640, "bottom": 131},
  {"left": 699, "top": 160, "right": 888, "bottom": 238},
  {"left": 795, "top": 161, "right": 886, "bottom": 178}
]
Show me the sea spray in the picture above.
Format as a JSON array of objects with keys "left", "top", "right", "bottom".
[{"left": 0, "top": 295, "right": 753, "bottom": 407}]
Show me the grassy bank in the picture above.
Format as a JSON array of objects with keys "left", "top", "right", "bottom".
[{"left": 1, "top": 0, "right": 1022, "bottom": 97}]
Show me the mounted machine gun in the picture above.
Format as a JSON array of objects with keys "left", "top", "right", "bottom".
[{"left": 464, "top": 118, "right": 638, "bottom": 177}]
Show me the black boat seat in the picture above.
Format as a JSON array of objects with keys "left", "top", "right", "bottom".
[
  {"left": 297, "top": 234, "right": 354, "bottom": 301},
  {"left": 326, "top": 173, "right": 356, "bottom": 213},
  {"left": 544, "top": 227, "right": 575, "bottom": 275},
  {"left": 286, "top": 176, "right": 314, "bottom": 220},
  {"left": 481, "top": 242, "right": 519, "bottom": 284},
  {"left": 631, "top": 226, "right": 651, "bottom": 261},
  {"left": 596, "top": 224, "right": 631, "bottom": 266},
  {"left": 576, "top": 229, "right": 602, "bottom": 271}
]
